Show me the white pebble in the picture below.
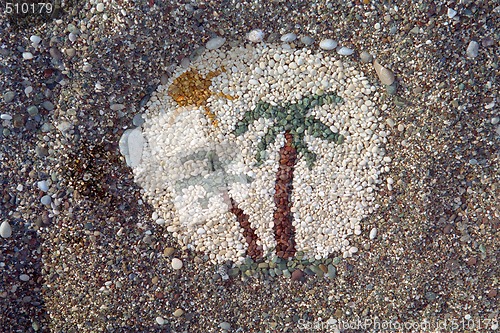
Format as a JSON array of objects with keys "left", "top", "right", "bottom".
[
  {"left": 41, "top": 195, "right": 51, "bottom": 205},
  {"left": 30, "top": 35, "right": 42, "bottom": 45},
  {"left": 156, "top": 317, "right": 165, "bottom": 325},
  {"left": 466, "top": 41, "right": 479, "bottom": 58},
  {"left": 96, "top": 3, "right": 105, "bottom": 12},
  {"left": 206, "top": 37, "right": 226, "bottom": 50},
  {"left": 447, "top": 8, "right": 457, "bottom": 19},
  {"left": 248, "top": 29, "right": 264, "bottom": 43},
  {"left": 20, "top": 274, "right": 30, "bottom": 281},
  {"left": 349, "top": 246, "right": 358, "bottom": 254},
  {"left": 22, "top": 52, "right": 34, "bottom": 60},
  {"left": 491, "top": 117, "right": 499, "bottom": 125},
  {"left": 37, "top": 180, "right": 49, "bottom": 192},
  {"left": 319, "top": 39, "right": 337, "bottom": 50},
  {"left": 0, "top": 221, "right": 12, "bottom": 238},
  {"left": 337, "top": 47, "right": 354, "bottom": 56},
  {"left": 280, "top": 33, "right": 297, "bottom": 43},
  {"left": 369, "top": 228, "right": 377, "bottom": 240},
  {"left": 1, "top": 114, "right": 12, "bottom": 120},
  {"left": 171, "top": 258, "right": 183, "bottom": 270}
]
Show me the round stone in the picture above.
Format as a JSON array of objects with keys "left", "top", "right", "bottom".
[
  {"left": 96, "top": 3, "right": 105, "bottom": 12},
  {"left": 219, "top": 322, "right": 231, "bottom": 330},
  {"left": 41, "top": 195, "right": 51, "bottom": 205},
  {"left": 156, "top": 317, "right": 165, "bottom": 325},
  {"left": 20, "top": 274, "right": 30, "bottom": 281},
  {"left": 319, "top": 39, "right": 337, "bottom": 50},
  {"left": 171, "top": 258, "right": 183, "bottom": 270},
  {"left": 206, "top": 37, "right": 226, "bottom": 50},
  {"left": 22, "top": 52, "right": 34, "bottom": 60},
  {"left": 248, "top": 29, "right": 264, "bottom": 43},
  {"left": 0, "top": 221, "right": 12, "bottom": 238},
  {"left": 173, "top": 309, "right": 184, "bottom": 317}
]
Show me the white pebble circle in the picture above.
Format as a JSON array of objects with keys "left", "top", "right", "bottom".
[{"left": 126, "top": 40, "right": 390, "bottom": 264}]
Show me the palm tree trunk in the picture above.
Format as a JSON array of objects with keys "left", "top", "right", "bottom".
[
  {"left": 273, "top": 131, "right": 297, "bottom": 259},
  {"left": 230, "top": 198, "right": 263, "bottom": 260}
]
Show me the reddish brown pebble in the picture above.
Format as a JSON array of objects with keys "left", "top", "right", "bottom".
[
  {"left": 467, "top": 257, "right": 477, "bottom": 266},
  {"left": 487, "top": 289, "right": 497, "bottom": 298},
  {"left": 291, "top": 269, "right": 304, "bottom": 281}
]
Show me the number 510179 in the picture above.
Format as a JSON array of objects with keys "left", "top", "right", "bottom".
[{"left": 4, "top": 2, "right": 53, "bottom": 14}]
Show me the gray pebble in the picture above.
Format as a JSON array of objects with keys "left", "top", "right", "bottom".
[
  {"left": 386, "top": 82, "right": 398, "bottom": 95},
  {"left": 41, "top": 195, "right": 52, "bottom": 205},
  {"left": 49, "top": 47, "right": 62, "bottom": 61},
  {"left": 132, "top": 114, "right": 145, "bottom": 126},
  {"left": 326, "top": 264, "right": 336, "bottom": 279},
  {"left": 425, "top": 291, "right": 437, "bottom": 301},
  {"left": 360, "top": 51, "right": 373, "bottom": 63},
  {"left": 20, "top": 274, "right": 30, "bottom": 282},
  {"left": 300, "top": 36, "right": 314, "bottom": 46},
  {"left": 27, "top": 106, "right": 39, "bottom": 116},
  {"left": 66, "top": 48, "right": 76, "bottom": 58},
  {"left": 3, "top": 91, "right": 15, "bottom": 103},
  {"left": 219, "top": 322, "right": 231, "bottom": 330},
  {"left": 466, "top": 41, "right": 479, "bottom": 58},
  {"left": 42, "top": 101, "right": 54, "bottom": 111}
]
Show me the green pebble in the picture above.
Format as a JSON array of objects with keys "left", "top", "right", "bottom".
[
  {"left": 277, "top": 262, "right": 288, "bottom": 271},
  {"left": 274, "top": 268, "right": 282, "bottom": 276},
  {"left": 283, "top": 270, "right": 291, "bottom": 278},
  {"left": 269, "top": 269, "right": 276, "bottom": 277},
  {"left": 258, "top": 262, "right": 269, "bottom": 269},
  {"left": 27, "top": 105, "right": 39, "bottom": 116},
  {"left": 228, "top": 268, "right": 240, "bottom": 277},
  {"left": 332, "top": 257, "right": 341, "bottom": 265},
  {"left": 304, "top": 268, "right": 315, "bottom": 276},
  {"left": 310, "top": 265, "right": 324, "bottom": 277}
]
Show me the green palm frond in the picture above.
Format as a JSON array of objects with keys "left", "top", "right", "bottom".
[{"left": 234, "top": 92, "right": 345, "bottom": 169}]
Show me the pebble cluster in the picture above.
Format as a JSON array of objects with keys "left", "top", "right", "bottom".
[{"left": 128, "top": 41, "right": 391, "bottom": 264}]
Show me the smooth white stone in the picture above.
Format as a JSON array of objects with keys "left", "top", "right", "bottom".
[
  {"left": 30, "top": 35, "right": 42, "bottom": 45},
  {"left": 337, "top": 47, "right": 354, "bottom": 56},
  {"left": 127, "top": 128, "right": 144, "bottom": 168},
  {"left": 319, "top": 39, "right": 337, "bottom": 50},
  {"left": 156, "top": 317, "right": 165, "bottom": 325},
  {"left": 369, "top": 228, "right": 378, "bottom": 240},
  {"left": 96, "top": 3, "right": 105, "bottom": 12},
  {"left": 37, "top": 180, "right": 49, "bottom": 192},
  {"left": 447, "top": 8, "right": 457, "bottom": 19},
  {"left": 171, "top": 258, "right": 183, "bottom": 270},
  {"left": 0, "top": 221, "right": 12, "bottom": 238},
  {"left": 206, "top": 37, "right": 226, "bottom": 50},
  {"left": 20, "top": 274, "right": 30, "bottom": 281},
  {"left": 22, "top": 52, "right": 34, "bottom": 60},
  {"left": 0, "top": 114, "right": 12, "bottom": 120},
  {"left": 466, "top": 41, "right": 479, "bottom": 58},
  {"left": 280, "top": 33, "right": 297, "bottom": 43}
]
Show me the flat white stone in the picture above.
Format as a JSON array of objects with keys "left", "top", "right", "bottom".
[
  {"left": 319, "top": 39, "right": 337, "bottom": 50},
  {"left": 369, "top": 228, "right": 378, "bottom": 240},
  {"left": 0, "top": 221, "right": 12, "bottom": 238},
  {"left": 0, "top": 114, "right": 12, "bottom": 120},
  {"left": 22, "top": 52, "right": 34, "bottom": 60},
  {"left": 206, "top": 37, "right": 226, "bottom": 50},
  {"left": 466, "top": 41, "right": 479, "bottom": 58},
  {"left": 248, "top": 29, "right": 264, "bottom": 43},
  {"left": 127, "top": 128, "right": 144, "bottom": 168},
  {"left": 281, "top": 33, "right": 297, "bottom": 43},
  {"left": 37, "top": 180, "right": 49, "bottom": 192},
  {"left": 20, "top": 274, "right": 30, "bottom": 281},
  {"left": 30, "top": 35, "right": 42, "bottom": 45},
  {"left": 337, "top": 47, "right": 354, "bottom": 56}
]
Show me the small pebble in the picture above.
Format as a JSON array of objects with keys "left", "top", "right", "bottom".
[
  {"left": 447, "top": 8, "right": 457, "bottom": 19},
  {"left": 369, "top": 227, "right": 378, "bottom": 240},
  {"left": 27, "top": 106, "right": 39, "bottom": 117},
  {"left": 3, "top": 91, "right": 15, "bottom": 103},
  {"left": 337, "top": 47, "right": 354, "bottom": 56},
  {"left": 360, "top": 51, "right": 373, "bottom": 63},
  {"left": 491, "top": 117, "right": 499, "bottom": 125},
  {"left": 96, "top": 3, "right": 105, "bottom": 12},
  {"left": 30, "top": 35, "right": 42, "bottom": 45},
  {"left": 466, "top": 41, "right": 479, "bottom": 58},
  {"left": 319, "top": 39, "right": 337, "bottom": 50},
  {"left": 0, "top": 221, "right": 12, "bottom": 238},
  {"left": 373, "top": 59, "right": 395, "bottom": 85},
  {"left": 41, "top": 195, "right": 52, "bottom": 205},
  {"left": 22, "top": 52, "right": 34, "bottom": 60},
  {"left": 133, "top": 114, "right": 145, "bottom": 126},
  {"left": 206, "top": 37, "right": 226, "bottom": 50},
  {"left": 219, "top": 322, "right": 231, "bottom": 330},
  {"left": 280, "top": 33, "right": 297, "bottom": 43},
  {"left": 173, "top": 309, "right": 184, "bottom": 317},
  {"left": 42, "top": 101, "right": 55, "bottom": 111},
  {"left": 1, "top": 114, "right": 12, "bottom": 120},
  {"left": 37, "top": 180, "right": 49, "bottom": 192},
  {"left": 156, "top": 316, "right": 165, "bottom": 325},
  {"left": 171, "top": 258, "right": 183, "bottom": 270},
  {"left": 248, "top": 29, "right": 264, "bottom": 43},
  {"left": 482, "top": 36, "right": 494, "bottom": 47},
  {"left": 20, "top": 274, "right": 30, "bottom": 281},
  {"left": 300, "top": 36, "right": 314, "bottom": 46}
]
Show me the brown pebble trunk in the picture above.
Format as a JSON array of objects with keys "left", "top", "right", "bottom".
[
  {"left": 273, "top": 131, "right": 297, "bottom": 259},
  {"left": 230, "top": 198, "right": 263, "bottom": 259}
]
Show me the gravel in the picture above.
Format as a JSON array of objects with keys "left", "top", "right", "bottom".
[{"left": 0, "top": 1, "right": 498, "bottom": 332}]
